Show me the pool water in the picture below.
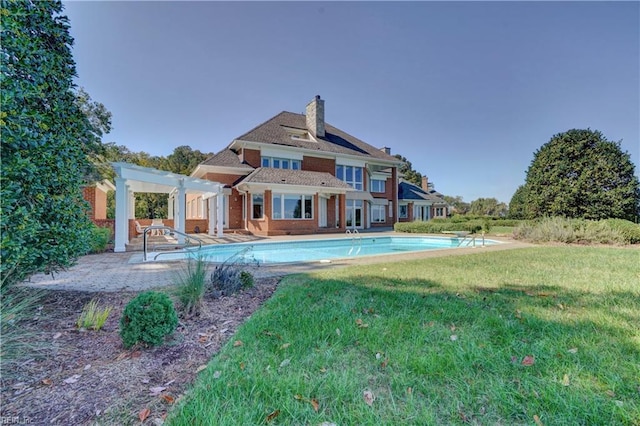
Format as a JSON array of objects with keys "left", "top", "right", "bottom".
[{"left": 158, "top": 236, "right": 498, "bottom": 264}]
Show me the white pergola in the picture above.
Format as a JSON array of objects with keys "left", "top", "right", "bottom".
[{"left": 112, "top": 162, "right": 224, "bottom": 253}]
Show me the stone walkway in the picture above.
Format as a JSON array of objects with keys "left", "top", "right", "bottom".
[{"left": 22, "top": 234, "right": 531, "bottom": 292}]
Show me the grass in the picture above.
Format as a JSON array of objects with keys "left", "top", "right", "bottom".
[
  {"left": 0, "top": 286, "right": 45, "bottom": 378},
  {"left": 174, "top": 255, "right": 209, "bottom": 317},
  {"left": 166, "top": 246, "right": 640, "bottom": 425},
  {"left": 76, "top": 298, "right": 112, "bottom": 330}
]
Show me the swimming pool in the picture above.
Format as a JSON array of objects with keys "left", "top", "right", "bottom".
[{"left": 147, "top": 235, "right": 499, "bottom": 264}]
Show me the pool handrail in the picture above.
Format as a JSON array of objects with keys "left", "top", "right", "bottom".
[{"left": 142, "top": 225, "right": 204, "bottom": 261}]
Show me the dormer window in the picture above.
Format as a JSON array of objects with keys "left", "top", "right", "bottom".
[
  {"left": 290, "top": 132, "right": 310, "bottom": 141},
  {"left": 282, "top": 126, "right": 313, "bottom": 142}
]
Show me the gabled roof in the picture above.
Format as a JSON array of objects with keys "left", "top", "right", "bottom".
[
  {"left": 398, "top": 180, "right": 448, "bottom": 204},
  {"left": 233, "top": 111, "right": 399, "bottom": 163},
  {"left": 237, "top": 168, "right": 353, "bottom": 191},
  {"left": 200, "top": 149, "right": 254, "bottom": 169}
]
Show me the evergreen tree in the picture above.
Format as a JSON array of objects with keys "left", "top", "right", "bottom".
[
  {"left": 519, "top": 129, "right": 639, "bottom": 220},
  {"left": 1, "top": 0, "right": 95, "bottom": 285}
]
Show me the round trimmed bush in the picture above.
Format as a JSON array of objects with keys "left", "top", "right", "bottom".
[{"left": 120, "top": 291, "right": 178, "bottom": 348}]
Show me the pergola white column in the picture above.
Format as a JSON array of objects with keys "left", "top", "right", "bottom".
[
  {"left": 208, "top": 196, "right": 217, "bottom": 237},
  {"left": 175, "top": 183, "right": 186, "bottom": 244},
  {"left": 204, "top": 187, "right": 224, "bottom": 238},
  {"left": 216, "top": 193, "right": 223, "bottom": 237},
  {"left": 128, "top": 192, "right": 136, "bottom": 219},
  {"left": 114, "top": 177, "right": 129, "bottom": 253},
  {"left": 168, "top": 195, "right": 174, "bottom": 219}
]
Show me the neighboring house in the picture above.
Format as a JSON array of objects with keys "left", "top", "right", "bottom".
[
  {"left": 188, "top": 96, "right": 402, "bottom": 236},
  {"left": 398, "top": 176, "right": 450, "bottom": 222}
]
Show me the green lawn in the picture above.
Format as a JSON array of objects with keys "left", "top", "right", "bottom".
[{"left": 167, "top": 247, "right": 640, "bottom": 425}]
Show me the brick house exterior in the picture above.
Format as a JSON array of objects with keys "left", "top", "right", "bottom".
[{"left": 189, "top": 96, "right": 402, "bottom": 236}]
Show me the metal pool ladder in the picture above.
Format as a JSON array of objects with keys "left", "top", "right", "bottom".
[
  {"left": 346, "top": 228, "right": 362, "bottom": 255},
  {"left": 142, "top": 225, "right": 204, "bottom": 261}
]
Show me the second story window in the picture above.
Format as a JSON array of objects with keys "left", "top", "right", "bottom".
[
  {"left": 336, "top": 165, "right": 363, "bottom": 190},
  {"left": 371, "top": 179, "right": 386, "bottom": 193},
  {"left": 262, "top": 156, "right": 301, "bottom": 170}
]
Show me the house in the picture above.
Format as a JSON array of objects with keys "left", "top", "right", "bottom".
[
  {"left": 398, "top": 176, "right": 450, "bottom": 222},
  {"left": 188, "top": 96, "right": 402, "bottom": 236}
]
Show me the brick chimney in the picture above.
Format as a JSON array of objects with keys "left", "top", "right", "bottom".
[
  {"left": 306, "top": 95, "right": 325, "bottom": 138},
  {"left": 422, "top": 176, "right": 429, "bottom": 191}
]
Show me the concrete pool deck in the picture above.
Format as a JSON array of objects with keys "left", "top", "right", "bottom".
[{"left": 22, "top": 232, "right": 533, "bottom": 292}]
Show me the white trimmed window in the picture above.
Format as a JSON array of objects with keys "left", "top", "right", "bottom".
[
  {"left": 252, "top": 194, "right": 263, "bottom": 219},
  {"left": 399, "top": 205, "right": 408, "bottom": 219},
  {"left": 371, "top": 179, "right": 386, "bottom": 193},
  {"left": 272, "top": 194, "right": 313, "bottom": 219},
  {"left": 371, "top": 205, "right": 386, "bottom": 223},
  {"left": 336, "top": 165, "right": 363, "bottom": 190},
  {"left": 261, "top": 156, "right": 301, "bottom": 170}
]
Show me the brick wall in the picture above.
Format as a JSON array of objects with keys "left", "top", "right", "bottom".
[
  {"left": 302, "top": 155, "right": 335, "bottom": 174},
  {"left": 83, "top": 186, "right": 108, "bottom": 220},
  {"left": 239, "top": 148, "right": 261, "bottom": 168}
]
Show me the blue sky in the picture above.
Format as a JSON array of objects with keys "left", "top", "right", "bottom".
[{"left": 63, "top": 1, "right": 639, "bottom": 203}]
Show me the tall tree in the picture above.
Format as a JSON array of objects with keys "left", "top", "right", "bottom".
[
  {"left": 520, "top": 129, "right": 639, "bottom": 220},
  {"left": 1, "top": 0, "right": 95, "bottom": 285},
  {"left": 394, "top": 154, "right": 423, "bottom": 187}
]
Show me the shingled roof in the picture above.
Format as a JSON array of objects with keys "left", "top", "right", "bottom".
[
  {"left": 200, "top": 148, "right": 254, "bottom": 169},
  {"left": 239, "top": 168, "right": 353, "bottom": 190},
  {"left": 399, "top": 180, "right": 448, "bottom": 204},
  {"left": 234, "top": 111, "right": 398, "bottom": 162}
]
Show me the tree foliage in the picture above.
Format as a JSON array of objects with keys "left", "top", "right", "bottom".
[
  {"left": 516, "top": 129, "right": 639, "bottom": 221},
  {"left": 394, "top": 154, "right": 423, "bottom": 187},
  {"left": 443, "top": 195, "right": 470, "bottom": 215},
  {"left": 508, "top": 185, "right": 531, "bottom": 219},
  {"left": 468, "top": 198, "right": 508, "bottom": 217},
  {"left": 1, "top": 0, "right": 98, "bottom": 285}
]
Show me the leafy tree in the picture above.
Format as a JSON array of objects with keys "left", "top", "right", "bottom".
[
  {"left": 468, "top": 198, "right": 508, "bottom": 217},
  {"left": 394, "top": 154, "right": 423, "bottom": 187},
  {"left": 1, "top": 0, "right": 95, "bottom": 285},
  {"left": 74, "top": 87, "right": 112, "bottom": 180},
  {"left": 443, "top": 195, "right": 470, "bottom": 215},
  {"left": 508, "top": 185, "right": 531, "bottom": 219},
  {"left": 520, "top": 129, "right": 639, "bottom": 221},
  {"left": 162, "top": 145, "right": 211, "bottom": 175}
]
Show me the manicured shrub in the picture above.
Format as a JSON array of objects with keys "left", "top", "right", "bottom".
[
  {"left": 120, "top": 291, "right": 178, "bottom": 348},
  {"left": 394, "top": 221, "right": 482, "bottom": 234}
]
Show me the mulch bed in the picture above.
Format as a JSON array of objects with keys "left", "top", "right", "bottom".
[{"left": 1, "top": 277, "right": 280, "bottom": 425}]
